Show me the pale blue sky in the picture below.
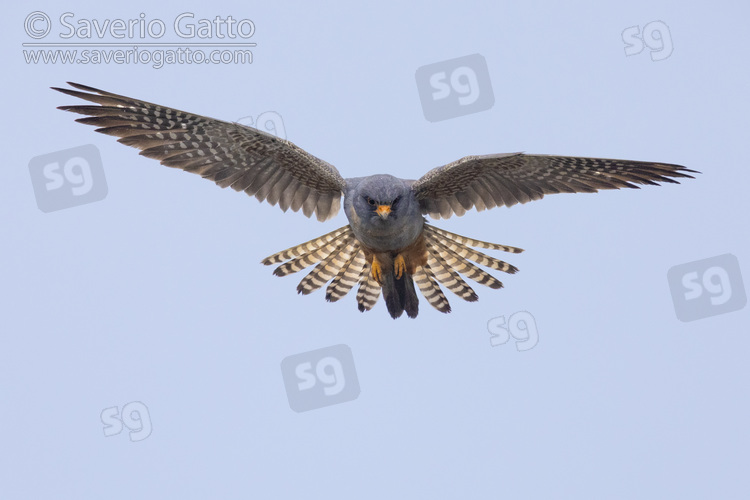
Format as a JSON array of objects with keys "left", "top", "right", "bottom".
[{"left": 2, "top": 1, "right": 749, "bottom": 498}]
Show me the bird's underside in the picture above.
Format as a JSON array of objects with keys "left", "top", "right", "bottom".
[{"left": 54, "top": 82, "right": 697, "bottom": 319}]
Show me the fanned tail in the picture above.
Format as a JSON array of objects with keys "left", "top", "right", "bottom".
[
  {"left": 261, "top": 223, "right": 523, "bottom": 317},
  {"left": 261, "top": 225, "right": 352, "bottom": 266},
  {"left": 262, "top": 226, "right": 382, "bottom": 312},
  {"left": 425, "top": 225, "right": 524, "bottom": 253},
  {"left": 415, "top": 224, "right": 524, "bottom": 313},
  {"left": 296, "top": 233, "right": 356, "bottom": 294},
  {"left": 326, "top": 250, "right": 366, "bottom": 302}
]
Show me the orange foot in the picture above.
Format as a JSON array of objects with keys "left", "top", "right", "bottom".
[
  {"left": 371, "top": 255, "right": 383, "bottom": 284},
  {"left": 394, "top": 254, "right": 406, "bottom": 279}
]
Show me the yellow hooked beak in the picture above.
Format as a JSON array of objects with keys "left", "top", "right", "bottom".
[{"left": 376, "top": 204, "right": 391, "bottom": 219}]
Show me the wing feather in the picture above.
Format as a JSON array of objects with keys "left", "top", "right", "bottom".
[
  {"left": 412, "top": 153, "right": 697, "bottom": 219},
  {"left": 54, "top": 82, "right": 346, "bottom": 221}
]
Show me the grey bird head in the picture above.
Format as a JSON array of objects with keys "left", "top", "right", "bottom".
[
  {"left": 345, "top": 174, "right": 423, "bottom": 252},
  {"left": 350, "top": 174, "right": 414, "bottom": 220}
]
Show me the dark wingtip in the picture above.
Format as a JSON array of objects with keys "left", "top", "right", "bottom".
[
  {"left": 677, "top": 167, "right": 700, "bottom": 178},
  {"left": 51, "top": 82, "right": 97, "bottom": 95},
  {"left": 52, "top": 86, "right": 79, "bottom": 98},
  {"left": 655, "top": 164, "right": 700, "bottom": 183},
  {"left": 52, "top": 86, "right": 99, "bottom": 102},
  {"left": 65, "top": 82, "right": 105, "bottom": 93}
]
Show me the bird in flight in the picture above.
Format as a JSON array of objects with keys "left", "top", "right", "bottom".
[{"left": 54, "top": 82, "right": 696, "bottom": 319}]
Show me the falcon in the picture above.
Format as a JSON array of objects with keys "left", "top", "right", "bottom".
[{"left": 53, "top": 82, "right": 696, "bottom": 318}]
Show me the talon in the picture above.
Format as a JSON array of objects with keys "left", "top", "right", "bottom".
[
  {"left": 371, "top": 256, "right": 383, "bottom": 284},
  {"left": 394, "top": 254, "right": 406, "bottom": 280}
]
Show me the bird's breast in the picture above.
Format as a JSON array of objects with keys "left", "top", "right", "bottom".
[{"left": 349, "top": 213, "right": 424, "bottom": 253}]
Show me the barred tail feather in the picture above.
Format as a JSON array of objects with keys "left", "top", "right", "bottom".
[
  {"left": 263, "top": 226, "right": 369, "bottom": 306},
  {"left": 427, "top": 233, "right": 518, "bottom": 274},
  {"left": 262, "top": 223, "right": 521, "bottom": 317},
  {"left": 425, "top": 225, "right": 524, "bottom": 254},
  {"left": 271, "top": 243, "right": 338, "bottom": 277},
  {"left": 426, "top": 252, "right": 478, "bottom": 302},
  {"left": 356, "top": 264, "right": 381, "bottom": 312},
  {"left": 261, "top": 225, "right": 351, "bottom": 265},
  {"left": 268, "top": 227, "right": 353, "bottom": 277},
  {"left": 426, "top": 237, "right": 505, "bottom": 289},
  {"left": 326, "top": 250, "right": 366, "bottom": 302},
  {"left": 296, "top": 234, "right": 356, "bottom": 295},
  {"left": 413, "top": 265, "right": 451, "bottom": 313}
]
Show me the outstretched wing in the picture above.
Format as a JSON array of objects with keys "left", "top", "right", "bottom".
[
  {"left": 53, "top": 82, "right": 346, "bottom": 221},
  {"left": 412, "top": 153, "right": 697, "bottom": 219}
]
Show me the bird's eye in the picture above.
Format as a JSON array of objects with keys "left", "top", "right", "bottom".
[
  {"left": 367, "top": 197, "right": 376, "bottom": 206},
  {"left": 392, "top": 196, "right": 401, "bottom": 207}
]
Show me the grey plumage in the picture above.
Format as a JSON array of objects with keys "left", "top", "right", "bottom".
[
  {"left": 54, "top": 82, "right": 345, "bottom": 222},
  {"left": 412, "top": 153, "right": 695, "bottom": 219},
  {"left": 54, "top": 82, "right": 698, "bottom": 319}
]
